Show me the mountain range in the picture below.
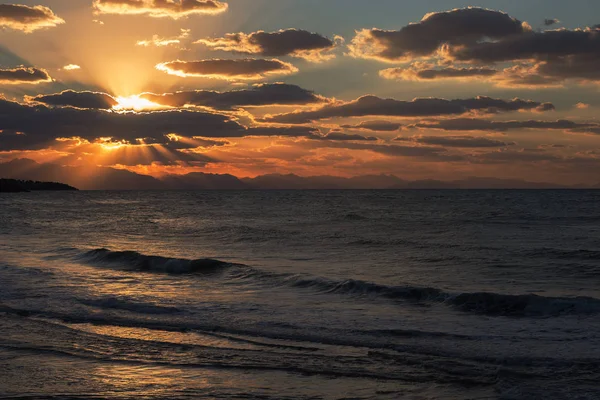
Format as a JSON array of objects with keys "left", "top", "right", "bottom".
[{"left": 0, "top": 158, "right": 596, "bottom": 190}]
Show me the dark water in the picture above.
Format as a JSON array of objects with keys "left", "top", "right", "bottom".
[{"left": 1, "top": 190, "right": 599, "bottom": 399}]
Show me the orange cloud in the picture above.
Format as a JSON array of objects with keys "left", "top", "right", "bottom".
[
  {"left": 137, "top": 29, "right": 190, "bottom": 47},
  {"left": 196, "top": 29, "right": 343, "bottom": 62},
  {"left": 0, "top": 4, "right": 64, "bottom": 33},
  {"left": 0, "top": 67, "right": 52, "bottom": 84},
  {"left": 156, "top": 59, "right": 298, "bottom": 80},
  {"left": 93, "top": 0, "right": 228, "bottom": 18}
]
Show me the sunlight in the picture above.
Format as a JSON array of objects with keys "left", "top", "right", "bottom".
[
  {"left": 98, "top": 138, "right": 127, "bottom": 151},
  {"left": 113, "top": 95, "right": 164, "bottom": 111}
]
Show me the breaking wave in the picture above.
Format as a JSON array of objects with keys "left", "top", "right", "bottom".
[
  {"left": 78, "top": 248, "right": 232, "bottom": 274},
  {"left": 76, "top": 248, "right": 600, "bottom": 317}
]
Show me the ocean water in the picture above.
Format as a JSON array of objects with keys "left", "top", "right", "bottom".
[{"left": 1, "top": 190, "right": 599, "bottom": 399}]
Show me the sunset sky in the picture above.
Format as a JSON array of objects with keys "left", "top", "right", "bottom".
[{"left": 1, "top": 0, "right": 600, "bottom": 184}]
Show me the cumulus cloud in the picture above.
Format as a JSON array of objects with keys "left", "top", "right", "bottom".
[
  {"left": 348, "top": 7, "right": 529, "bottom": 62},
  {"left": 141, "top": 83, "right": 325, "bottom": 109},
  {"left": 396, "top": 135, "right": 515, "bottom": 148},
  {"left": 351, "top": 8, "right": 600, "bottom": 86},
  {"left": 0, "top": 4, "right": 64, "bottom": 32},
  {"left": 0, "top": 67, "right": 52, "bottom": 84},
  {"left": 413, "top": 118, "right": 595, "bottom": 132},
  {"left": 448, "top": 27, "right": 600, "bottom": 85},
  {"left": 341, "top": 120, "right": 403, "bottom": 132},
  {"left": 156, "top": 59, "right": 298, "bottom": 80},
  {"left": 26, "top": 90, "right": 118, "bottom": 110},
  {"left": 196, "top": 29, "right": 343, "bottom": 62},
  {"left": 263, "top": 95, "right": 554, "bottom": 124},
  {"left": 0, "top": 98, "right": 318, "bottom": 151},
  {"left": 93, "top": 0, "right": 228, "bottom": 18},
  {"left": 380, "top": 66, "right": 498, "bottom": 81}
]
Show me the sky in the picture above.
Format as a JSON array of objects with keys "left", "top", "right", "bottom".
[{"left": 1, "top": 0, "right": 600, "bottom": 184}]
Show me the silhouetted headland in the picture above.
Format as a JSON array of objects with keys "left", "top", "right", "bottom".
[{"left": 0, "top": 178, "right": 78, "bottom": 193}]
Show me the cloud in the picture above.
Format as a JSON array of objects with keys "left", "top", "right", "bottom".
[
  {"left": 348, "top": 7, "right": 529, "bottom": 62},
  {"left": 93, "top": 0, "right": 228, "bottom": 18},
  {"left": 196, "top": 29, "right": 342, "bottom": 62},
  {"left": 264, "top": 95, "right": 554, "bottom": 124},
  {"left": 312, "top": 132, "right": 378, "bottom": 141},
  {"left": 296, "top": 140, "right": 465, "bottom": 161},
  {"left": 141, "top": 83, "right": 325, "bottom": 109},
  {"left": 449, "top": 27, "right": 600, "bottom": 85},
  {"left": 341, "top": 120, "right": 403, "bottom": 132},
  {"left": 137, "top": 29, "right": 190, "bottom": 47},
  {"left": 62, "top": 64, "right": 81, "bottom": 71},
  {"left": 156, "top": 59, "right": 298, "bottom": 80},
  {"left": 380, "top": 66, "right": 498, "bottom": 81},
  {"left": 396, "top": 135, "right": 515, "bottom": 148},
  {"left": 575, "top": 102, "right": 590, "bottom": 109},
  {"left": 348, "top": 7, "right": 600, "bottom": 86},
  {"left": 0, "top": 67, "right": 52, "bottom": 84},
  {"left": 412, "top": 118, "right": 595, "bottom": 132},
  {"left": 26, "top": 90, "right": 119, "bottom": 110},
  {"left": 0, "top": 98, "right": 318, "bottom": 151},
  {"left": 544, "top": 18, "right": 560, "bottom": 26},
  {"left": 0, "top": 4, "right": 64, "bottom": 33}
]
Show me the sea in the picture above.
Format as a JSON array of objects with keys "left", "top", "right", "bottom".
[{"left": 1, "top": 190, "right": 599, "bottom": 399}]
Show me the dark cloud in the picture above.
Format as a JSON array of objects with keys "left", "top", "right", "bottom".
[
  {"left": 93, "top": 0, "right": 228, "bottom": 18},
  {"left": 264, "top": 95, "right": 554, "bottom": 124},
  {"left": 0, "top": 98, "right": 317, "bottom": 151},
  {"left": 451, "top": 28, "right": 600, "bottom": 63},
  {"left": 27, "top": 90, "right": 118, "bottom": 109},
  {"left": 156, "top": 59, "right": 298, "bottom": 80},
  {"left": 341, "top": 120, "right": 403, "bottom": 132},
  {"left": 449, "top": 27, "right": 600, "bottom": 84},
  {"left": 350, "top": 7, "right": 600, "bottom": 86},
  {"left": 0, "top": 67, "right": 52, "bottom": 84},
  {"left": 349, "top": 7, "right": 529, "bottom": 62},
  {"left": 141, "top": 83, "right": 324, "bottom": 109},
  {"left": 413, "top": 118, "right": 595, "bottom": 132},
  {"left": 544, "top": 18, "right": 560, "bottom": 26},
  {"left": 396, "top": 135, "right": 515, "bottom": 148},
  {"left": 196, "top": 29, "right": 342, "bottom": 62},
  {"left": 380, "top": 66, "right": 498, "bottom": 81},
  {"left": 0, "top": 4, "right": 64, "bottom": 32}
]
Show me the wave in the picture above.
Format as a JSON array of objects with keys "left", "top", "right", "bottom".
[
  {"left": 79, "top": 297, "right": 182, "bottom": 315},
  {"left": 445, "top": 292, "right": 600, "bottom": 317},
  {"left": 76, "top": 248, "right": 600, "bottom": 317},
  {"left": 78, "top": 248, "right": 232, "bottom": 274}
]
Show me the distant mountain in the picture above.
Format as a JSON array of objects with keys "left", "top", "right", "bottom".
[
  {"left": 162, "top": 172, "right": 250, "bottom": 190},
  {"left": 0, "top": 158, "right": 590, "bottom": 190},
  {"left": 242, "top": 173, "right": 406, "bottom": 189},
  {"left": 0, "top": 159, "right": 164, "bottom": 190},
  {"left": 0, "top": 178, "right": 77, "bottom": 192}
]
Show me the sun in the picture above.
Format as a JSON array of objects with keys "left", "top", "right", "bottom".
[{"left": 113, "top": 95, "right": 164, "bottom": 111}]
